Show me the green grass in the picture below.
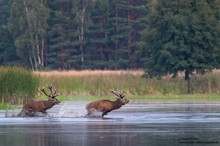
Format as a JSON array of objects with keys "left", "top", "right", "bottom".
[
  {"left": 32, "top": 70, "right": 220, "bottom": 104},
  {"left": 0, "top": 103, "right": 8, "bottom": 109},
  {"left": 35, "top": 70, "right": 220, "bottom": 97},
  {"left": 53, "top": 93, "right": 220, "bottom": 103},
  {"left": 0, "top": 67, "right": 39, "bottom": 98},
  {"left": 1, "top": 68, "right": 220, "bottom": 110},
  {"left": 36, "top": 70, "right": 183, "bottom": 97},
  {"left": 0, "top": 102, "right": 20, "bottom": 110}
]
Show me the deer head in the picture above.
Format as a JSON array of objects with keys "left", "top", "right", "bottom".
[
  {"left": 111, "top": 90, "right": 129, "bottom": 104},
  {"left": 38, "top": 84, "right": 60, "bottom": 105}
]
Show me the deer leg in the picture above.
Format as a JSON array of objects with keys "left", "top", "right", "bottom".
[
  {"left": 40, "top": 110, "right": 49, "bottom": 117},
  {"left": 17, "top": 109, "right": 26, "bottom": 117},
  {"left": 102, "top": 111, "right": 109, "bottom": 117},
  {"left": 87, "top": 112, "right": 91, "bottom": 116},
  {"left": 86, "top": 110, "right": 91, "bottom": 116},
  {"left": 25, "top": 110, "right": 36, "bottom": 117},
  {"left": 86, "top": 108, "right": 94, "bottom": 117},
  {"left": 41, "top": 110, "right": 47, "bottom": 114}
]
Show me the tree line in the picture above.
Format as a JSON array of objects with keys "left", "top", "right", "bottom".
[
  {"left": 1, "top": 0, "right": 220, "bottom": 83},
  {"left": 1, "top": 0, "right": 149, "bottom": 70}
]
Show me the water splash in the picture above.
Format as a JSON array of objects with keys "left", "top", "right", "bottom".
[
  {"left": 3, "top": 101, "right": 90, "bottom": 118},
  {"left": 55, "top": 101, "right": 88, "bottom": 118}
]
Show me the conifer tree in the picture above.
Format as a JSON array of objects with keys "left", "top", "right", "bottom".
[
  {"left": 142, "top": 0, "right": 220, "bottom": 93},
  {"left": 0, "top": 0, "right": 19, "bottom": 65}
]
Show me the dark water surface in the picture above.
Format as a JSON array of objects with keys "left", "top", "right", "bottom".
[{"left": 1, "top": 101, "right": 220, "bottom": 146}]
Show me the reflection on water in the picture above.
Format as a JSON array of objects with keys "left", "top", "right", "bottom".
[{"left": 1, "top": 101, "right": 220, "bottom": 146}]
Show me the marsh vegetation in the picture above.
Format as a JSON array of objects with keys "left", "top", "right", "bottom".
[{"left": 0, "top": 67, "right": 220, "bottom": 108}]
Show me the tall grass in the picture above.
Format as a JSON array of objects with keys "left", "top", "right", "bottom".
[
  {"left": 34, "top": 70, "right": 220, "bottom": 100},
  {"left": 0, "top": 67, "right": 39, "bottom": 103},
  {"left": 35, "top": 70, "right": 146, "bottom": 97},
  {"left": 1, "top": 68, "right": 220, "bottom": 104}
]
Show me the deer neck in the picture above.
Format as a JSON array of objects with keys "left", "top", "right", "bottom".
[
  {"left": 43, "top": 100, "right": 54, "bottom": 110},
  {"left": 113, "top": 99, "right": 123, "bottom": 109}
]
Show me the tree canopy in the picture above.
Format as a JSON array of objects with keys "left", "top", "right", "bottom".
[
  {"left": 142, "top": 0, "right": 220, "bottom": 77},
  {"left": 0, "top": 0, "right": 220, "bottom": 77},
  {"left": 4, "top": 0, "right": 149, "bottom": 70}
]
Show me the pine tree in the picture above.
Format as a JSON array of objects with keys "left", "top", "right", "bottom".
[
  {"left": 86, "top": 0, "right": 111, "bottom": 69},
  {"left": 48, "top": 0, "right": 74, "bottom": 69},
  {"left": 0, "top": 0, "right": 19, "bottom": 65},
  {"left": 142, "top": 0, "right": 220, "bottom": 93},
  {"left": 126, "top": 0, "right": 149, "bottom": 68},
  {"left": 108, "top": 0, "right": 149, "bottom": 69},
  {"left": 47, "top": 0, "right": 93, "bottom": 69}
]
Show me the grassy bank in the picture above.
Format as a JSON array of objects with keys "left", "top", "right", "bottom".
[
  {"left": 36, "top": 70, "right": 185, "bottom": 96},
  {"left": 55, "top": 94, "right": 220, "bottom": 102},
  {"left": 35, "top": 70, "right": 220, "bottom": 97},
  {"left": 0, "top": 68, "right": 220, "bottom": 107},
  {"left": 0, "top": 68, "right": 219, "bottom": 110}
]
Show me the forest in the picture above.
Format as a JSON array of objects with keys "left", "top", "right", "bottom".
[
  {"left": 1, "top": 0, "right": 150, "bottom": 70},
  {"left": 0, "top": 0, "right": 220, "bottom": 78}
]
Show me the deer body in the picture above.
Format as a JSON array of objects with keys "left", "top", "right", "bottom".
[
  {"left": 17, "top": 85, "right": 60, "bottom": 117},
  {"left": 86, "top": 91, "right": 129, "bottom": 117},
  {"left": 22, "top": 99, "right": 60, "bottom": 113}
]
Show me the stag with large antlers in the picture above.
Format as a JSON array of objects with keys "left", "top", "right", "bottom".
[
  {"left": 17, "top": 85, "right": 60, "bottom": 117},
  {"left": 86, "top": 90, "right": 129, "bottom": 117}
]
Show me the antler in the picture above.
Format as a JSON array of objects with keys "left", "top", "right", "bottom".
[
  {"left": 110, "top": 90, "right": 125, "bottom": 98},
  {"left": 38, "top": 84, "right": 60, "bottom": 98}
]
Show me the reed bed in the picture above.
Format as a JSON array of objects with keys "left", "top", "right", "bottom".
[
  {"left": 35, "top": 70, "right": 220, "bottom": 100},
  {"left": 35, "top": 70, "right": 181, "bottom": 97},
  {"left": 1, "top": 67, "right": 220, "bottom": 103},
  {"left": 35, "top": 70, "right": 148, "bottom": 97},
  {"left": 0, "top": 67, "right": 39, "bottom": 103}
]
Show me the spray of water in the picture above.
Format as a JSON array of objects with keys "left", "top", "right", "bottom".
[
  {"left": 56, "top": 101, "right": 88, "bottom": 118},
  {"left": 4, "top": 101, "right": 101, "bottom": 118}
]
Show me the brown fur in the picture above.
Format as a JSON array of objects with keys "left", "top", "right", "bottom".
[
  {"left": 17, "top": 85, "right": 60, "bottom": 117},
  {"left": 22, "top": 98, "right": 60, "bottom": 113},
  {"left": 86, "top": 98, "right": 129, "bottom": 117},
  {"left": 17, "top": 98, "right": 60, "bottom": 117}
]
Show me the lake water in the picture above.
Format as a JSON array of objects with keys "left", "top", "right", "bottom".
[{"left": 1, "top": 101, "right": 220, "bottom": 146}]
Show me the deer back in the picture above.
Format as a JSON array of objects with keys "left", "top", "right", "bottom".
[
  {"left": 86, "top": 98, "right": 128, "bottom": 111},
  {"left": 23, "top": 100, "right": 46, "bottom": 111},
  {"left": 86, "top": 100, "right": 114, "bottom": 111}
]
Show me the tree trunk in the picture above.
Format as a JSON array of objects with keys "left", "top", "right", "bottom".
[
  {"left": 99, "top": 18, "right": 105, "bottom": 61},
  {"left": 114, "top": 1, "right": 119, "bottom": 60},
  {"left": 29, "top": 56, "right": 34, "bottom": 71},
  {"left": 23, "top": 0, "right": 38, "bottom": 70},
  {"left": 35, "top": 34, "right": 42, "bottom": 66},
  {"left": 185, "top": 70, "right": 191, "bottom": 94},
  {"left": 78, "top": 0, "right": 88, "bottom": 65},
  {"left": 41, "top": 36, "right": 45, "bottom": 66},
  {"left": 127, "top": 0, "right": 132, "bottom": 57}
]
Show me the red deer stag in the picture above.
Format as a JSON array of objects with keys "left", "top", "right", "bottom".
[
  {"left": 86, "top": 90, "right": 129, "bottom": 117},
  {"left": 17, "top": 85, "right": 60, "bottom": 117}
]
